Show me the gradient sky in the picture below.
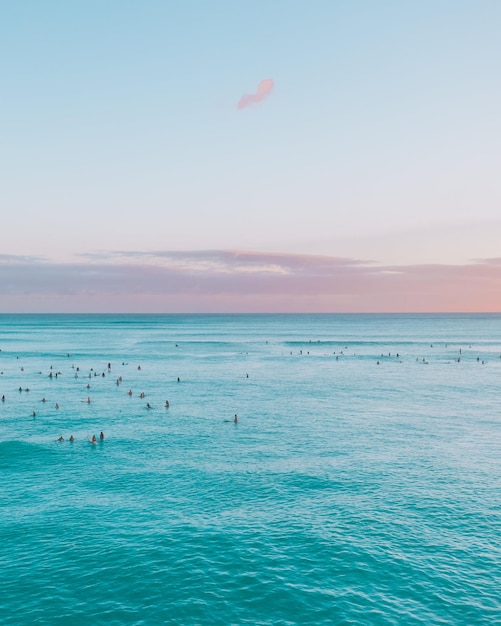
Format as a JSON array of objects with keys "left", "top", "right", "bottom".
[{"left": 1, "top": 0, "right": 501, "bottom": 312}]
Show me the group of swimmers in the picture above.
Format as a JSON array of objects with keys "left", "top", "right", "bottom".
[
  {"left": 56, "top": 432, "right": 104, "bottom": 443},
  {"left": 2, "top": 359, "right": 176, "bottom": 409},
  {"left": 1, "top": 357, "right": 241, "bottom": 445}
]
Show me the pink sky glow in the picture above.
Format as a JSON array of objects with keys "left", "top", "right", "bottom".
[
  {"left": 1, "top": 251, "right": 501, "bottom": 313},
  {"left": 3, "top": 4, "right": 501, "bottom": 314}
]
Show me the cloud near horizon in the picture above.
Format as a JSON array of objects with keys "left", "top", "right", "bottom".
[
  {"left": 237, "top": 79, "right": 274, "bottom": 109},
  {"left": 1, "top": 250, "right": 501, "bottom": 313}
]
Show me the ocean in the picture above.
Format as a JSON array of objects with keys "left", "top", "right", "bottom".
[{"left": 0, "top": 314, "right": 500, "bottom": 625}]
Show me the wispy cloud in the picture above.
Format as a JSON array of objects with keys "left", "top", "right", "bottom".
[
  {"left": 1, "top": 250, "right": 501, "bottom": 312},
  {"left": 0, "top": 253, "right": 46, "bottom": 263},
  {"left": 237, "top": 79, "right": 274, "bottom": 110}
]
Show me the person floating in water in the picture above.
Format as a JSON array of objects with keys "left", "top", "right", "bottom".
[
  {"left": 164, "top": 400, "right": 170, "bottom": 408},
  {"left": 100, "top": 432, "right": 104, "bottom": 440},
  {"left": 234, "top": 414, "right": 238, "bottom": 423},
  {"left": 69, "top": 435, "right": 74, "bottom": 442},
  {"left": 91, "top": 435, "right": 97, "bottom": 444}
]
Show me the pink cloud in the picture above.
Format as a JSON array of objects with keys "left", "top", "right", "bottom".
[
  {"left": 237, "top": 79, "right": 274, "bottom": 110},
  {"left": 2, "top": 250, "right": 501, "bottom": 312}
]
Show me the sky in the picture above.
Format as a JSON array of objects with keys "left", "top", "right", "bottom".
[{"left": 1, "top": 0, "right": 501, "bottom": 312}]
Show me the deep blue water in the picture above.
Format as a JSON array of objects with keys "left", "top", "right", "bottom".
[{"left": 0, "top": 314, "right": 500, "bottom": 624}]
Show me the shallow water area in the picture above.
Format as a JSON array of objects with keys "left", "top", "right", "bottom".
[{"left": 1, "top": 314, "right": 500, "bottom": 624}]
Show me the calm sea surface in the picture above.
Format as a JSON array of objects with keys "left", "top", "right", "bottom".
[{"left": 0, "top": 314, "right": 500, "bottom": 625}]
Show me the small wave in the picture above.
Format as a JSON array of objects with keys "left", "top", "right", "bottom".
[
  {"left": 283, "top": 340, "right": 417, "bottom": 347},
  {"left": 0, "top": 440, "right": 56, "bottom": 469}
]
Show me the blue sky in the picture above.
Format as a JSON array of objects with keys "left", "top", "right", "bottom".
[{"left": 1, "top": 1, "right": 501, "bottom": 311}]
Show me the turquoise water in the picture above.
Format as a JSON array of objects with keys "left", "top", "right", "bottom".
[{"left": 0, "top": 314, "right": 500, "bottom": 625}]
